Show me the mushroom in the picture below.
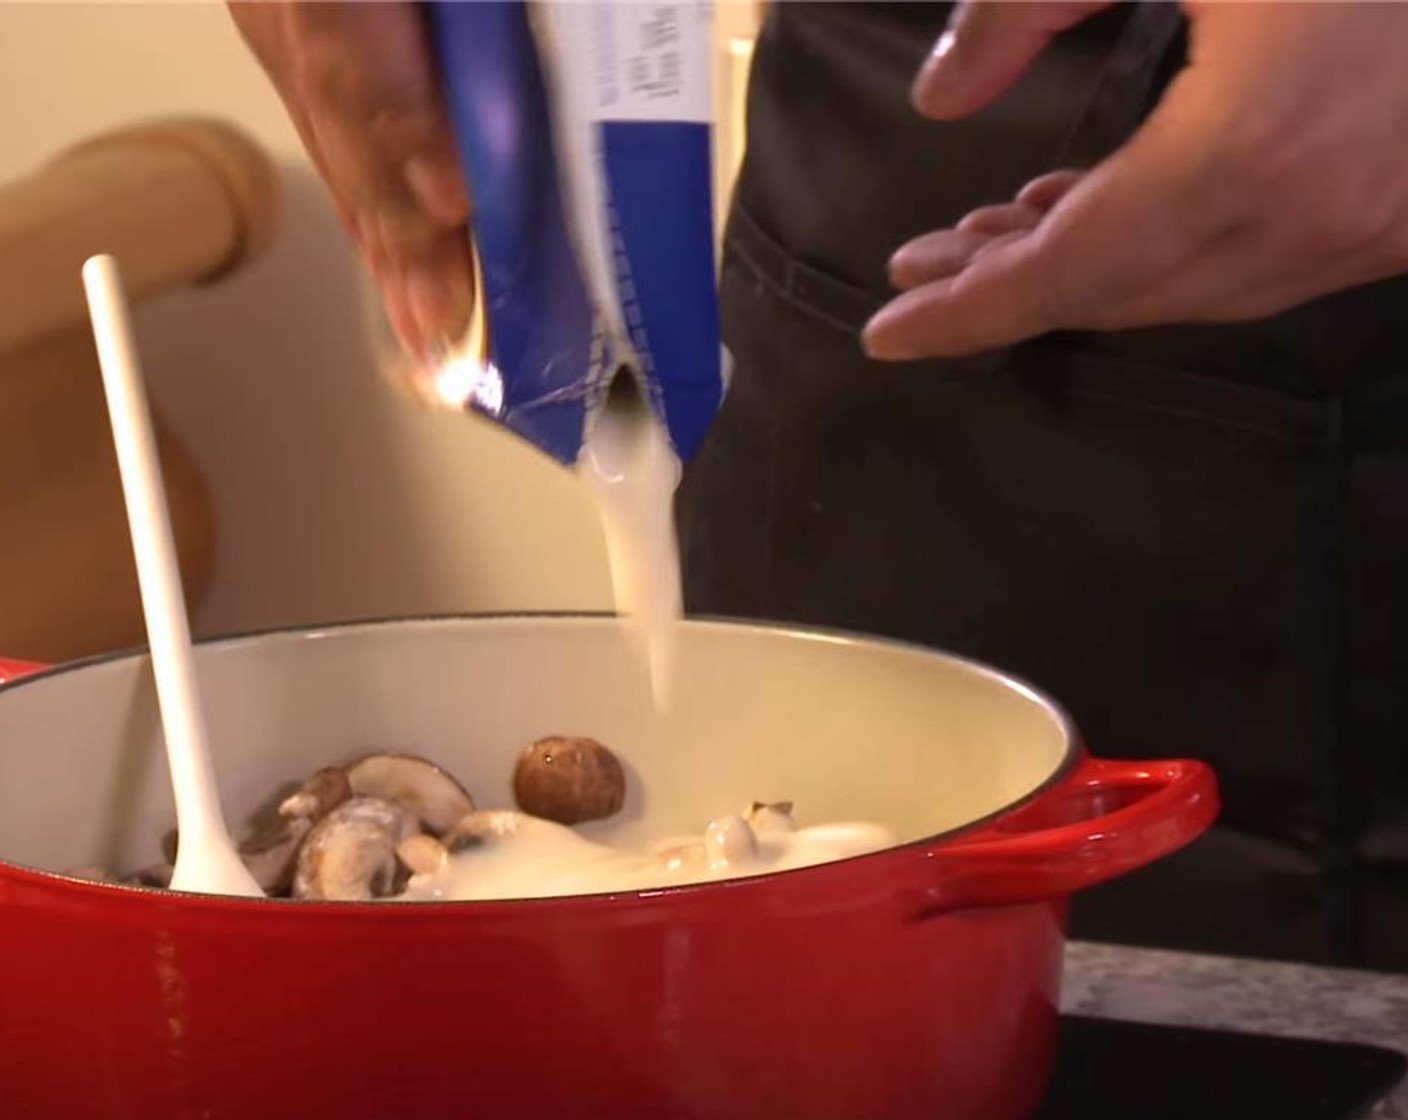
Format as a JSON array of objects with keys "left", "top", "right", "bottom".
[
  {"left": 238, "top": 813, "right": 314, "bottom": 895},
  {"left": 441, "top": 810, "right": 524, "bottom": 854},
  {"left": 158, "top": 767, "right": 351, "bottom": 898},
  {"left": 292, "top": 797, "right": 419, "bottom": 901},
  {"left": 344, "top": 753, "right": 474, "bottom": 836},
  {"left": 704, "top": 814, "right": 759, "bottom": 871},
  {"left": 195, "top": 765, "right": 353, "bottom": 897},
  {"left": 278, "top": 766, "right": 352, "bottom": 821},
  {"left": 512, "top": 736, "right": 625, "bottom": 825}
]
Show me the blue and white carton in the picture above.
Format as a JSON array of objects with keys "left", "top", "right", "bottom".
[{"left": 425, "top": 0, "right": 725, "bottom": 467}]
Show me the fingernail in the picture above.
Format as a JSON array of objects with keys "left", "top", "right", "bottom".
[{"left": 405, "top": 157, "right": 471, "bottom": 227}]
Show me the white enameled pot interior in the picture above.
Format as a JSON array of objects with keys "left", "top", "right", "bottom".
[{"left": 0, "top": 616, "right": 1073, "bottom": 881}]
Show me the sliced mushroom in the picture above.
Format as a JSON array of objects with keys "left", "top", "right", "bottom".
[
  {"left": 150, "top": 769, "right": 354, "bottom": 898},
  {"left": 441, "top": 810, "right": 524, "bottom": 853},
  {"left": 293, "top": 797, "right": 419, "bottom": 901},
  {"left": 278, "top": 766, "right": 353, "bottom": 821},
  {"left": 183, "top": 766, "right": 351, "bottom": 896},
  {"left": 512, "top": 736, "right": 625, "bottom": 825},
  {"left": 345, "top": 754, "right": 474, "bottom": 836},
  {"left": 239, "top": 813, "right": 314, "bottom": 895}
]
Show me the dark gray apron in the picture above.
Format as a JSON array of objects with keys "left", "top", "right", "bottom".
[{"left": 677, "top": 1, "right": 1408, "bottom": 970}]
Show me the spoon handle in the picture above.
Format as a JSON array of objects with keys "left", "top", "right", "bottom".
[{"left": 82, "top": 254, "right": 258, "bottom": 895}]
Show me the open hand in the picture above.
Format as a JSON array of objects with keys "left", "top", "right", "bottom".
[{"left": 863, "top": 2, "right": 1408, "bottom": 360}]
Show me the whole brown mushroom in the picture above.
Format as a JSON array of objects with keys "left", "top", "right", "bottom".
[{"left": 512, "top": 736, "right": 625, "bottom": 825}]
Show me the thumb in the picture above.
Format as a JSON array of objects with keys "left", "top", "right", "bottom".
[{"left": 913, "top": 1, "right": 1113, "bottom": 119}]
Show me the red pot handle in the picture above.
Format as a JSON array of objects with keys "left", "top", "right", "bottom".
[
  {"left": 911, "top": 754, "right": 1218, "bottom": 917},
  {"left": 0, "top": 659, "right": 48, "bottom": 686}
]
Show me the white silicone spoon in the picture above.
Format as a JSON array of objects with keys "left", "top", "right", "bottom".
[{"left": 82, "top": 254, "right": 262, "bottom": 897}]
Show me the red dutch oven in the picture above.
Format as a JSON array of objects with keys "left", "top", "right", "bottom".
[{"left": 0, "top": 616, "right": 1216, "bottom": 1120}]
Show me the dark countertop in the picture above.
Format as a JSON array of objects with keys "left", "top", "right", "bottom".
[{"left": 1063, "top": 941, "right": 1408, "bottom": 1117}]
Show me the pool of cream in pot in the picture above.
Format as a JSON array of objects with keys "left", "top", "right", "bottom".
[{"left": 401, "top": 808, "right": 900, "bottom": 901}]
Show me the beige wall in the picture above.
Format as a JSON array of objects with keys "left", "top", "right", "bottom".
[{"left": 0, "top": 1, "right": 756, "bottom": 639}]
